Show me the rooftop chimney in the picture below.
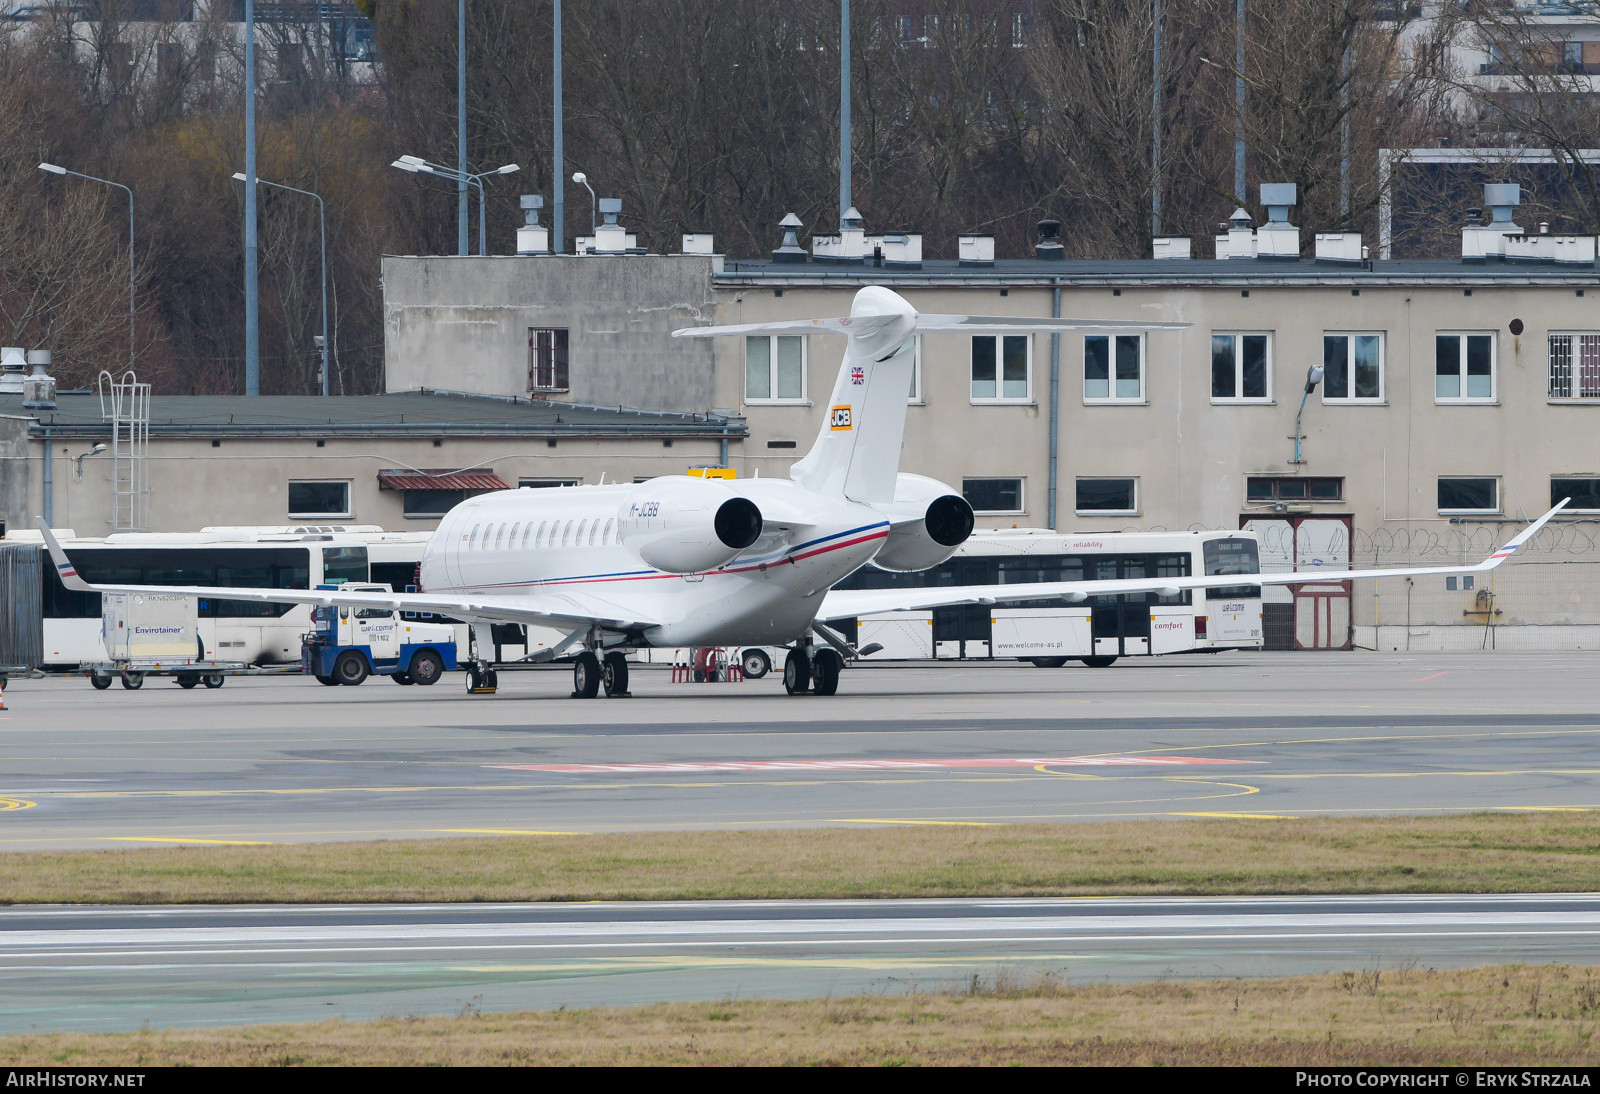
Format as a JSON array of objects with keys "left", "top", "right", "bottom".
[
  {"left": 21, "top": 349, "right": 54, "bottom": 410},
  {"left": 515, "top": 195, "right": 549, "bottom": 255},
  {"left": 1463, "top": 183, "right": 1523, "bottom": 263},
  {"left": 813, "top": 207, "right": 867, "bottom": 264},
  {"left": 1035, "top": 219, "right": 1064, "bottom": 260},
  {"left": 1216, "top": 208, "right": 1254, "bottom": 259},
  {"left": 959, "top": 234, "right": 995, "bottom": 267},
  {"left": 1151, "top": 236, "right": 1191, "bottom": 260},
  {"left": 772, "top": 213, "right": 807, "bottom": 263},
  {"left": 0, "top": 347, "right": 24, "bottom": 394},
  {"left": 592, "top": 197, "right": 639, "bottom": 253},
  {"left": 1254, "top": 183, "right": 1299, "bottom": 260}
]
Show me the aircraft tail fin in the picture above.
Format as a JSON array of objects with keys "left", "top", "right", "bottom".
[{"left": 671, "top": 288, "right": 1189, "bottom": 505}]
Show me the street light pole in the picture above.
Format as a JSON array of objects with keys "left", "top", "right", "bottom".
[
  {"left": 553, "top": 0, "right": 563, "bottom": 254},
  {"left": 38, "top": 163, "right": 134, "bottom": 371},
  {"left": 245, "top": 0, "right": 259, "bottom": 395},
  {"left": 572, "top": 171, "right": 595, "bottom": 239},
  {"left": 839, "top": 0, "right": 851, "bottom": 232},
  {"left": 235, "top": 173, "right": 327, "bottom": 396},
  {"left": 457, "top": 0, "right": 468, "bottom": 257},
  {"left": 391, "top": 156, "right": 518, "bottom": 256}
]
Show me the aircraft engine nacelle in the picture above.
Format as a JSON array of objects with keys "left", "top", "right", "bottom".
[
  {"left": 617, "top": 476, "right": 763, "bottom": 574},
  {"left": 872, "top": 473, "right": 975, "bottom": 573}
]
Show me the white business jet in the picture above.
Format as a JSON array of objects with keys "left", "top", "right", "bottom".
[{"left": 40, "top": 285, "right": 1567, "bottom": 698}]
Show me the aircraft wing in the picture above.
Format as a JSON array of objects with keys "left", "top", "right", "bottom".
[
  {"left": 36, "top": 521, "right": 659, "bottom": 632},
  {"left": 816, "top": 500, "right": 1568, "bottom": 622}
]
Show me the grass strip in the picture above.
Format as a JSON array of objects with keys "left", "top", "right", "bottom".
[
  {"left": 2, "top": 812, "right": 1599, "bottom": 904},
  {"left": 5, "top": 964, "right": 1600, "bottom": 1065}
]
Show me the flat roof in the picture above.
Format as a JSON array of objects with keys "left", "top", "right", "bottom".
[
  {"left": 713, "top": 256, "right": 1600, "bottom": 287},
  {"left": 2, "top": 388, "right": 746, "bottom": 440}
]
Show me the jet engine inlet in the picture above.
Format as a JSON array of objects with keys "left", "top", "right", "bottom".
[
  {"left": 714, "top": 497, "right": 763, "bottom": 550},
  {"left": 925, "top": 494, "right": 975, "bottom": 547}
]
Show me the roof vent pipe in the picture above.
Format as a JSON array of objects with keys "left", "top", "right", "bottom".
[
  {"left": 772, "top": 213, "right": 807, "bottom": 263},
  {"left": 22, "top": 349, "right": 55, "bottom": 410},
  {"left": 1035, "top": 219, "right": 1065, "bottom": 260},
  {"left": 0, "top": 347, "right": 24, "bottom": 394},
  {"left": 516, "top": 195, "right": 549, "bottom": 255},
  {"left": 1484, "top": 183, "right": 1520, "bottom": 228}
]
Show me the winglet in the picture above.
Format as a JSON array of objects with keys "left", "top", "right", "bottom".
[
  {"left": 35, "top": 518, "right": 96, "bottom": 592},
  {"left": 1475, "top": 498, "right": 1567, "bottom": 570}
]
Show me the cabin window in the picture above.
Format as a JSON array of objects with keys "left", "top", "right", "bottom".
[
  {"left": 468, "top": 524, "right": 482, "bottom": 550},
  {"left": 563, "top": 520, "right": 574, "bottom": 547},
  {"left": 603, "top": 518, "right": 615, "bottom": 545},
  {"left": 521, "top": 523, "right": 534, "bottom": 548}
]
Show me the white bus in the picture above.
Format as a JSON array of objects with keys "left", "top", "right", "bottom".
[
  {"left": 26, "top": 525, "right": 435, "bottom": 669},
  {"left": 835, "top": 528, "right": 1264, "bottom": 666}
]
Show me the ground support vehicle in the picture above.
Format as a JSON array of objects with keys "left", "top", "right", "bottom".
[
  {"left": 77, "top": 659, "right": 301, "bottom": 690},
  {"left": 302, "top": 584, "right": 458, "bottom": 687}
]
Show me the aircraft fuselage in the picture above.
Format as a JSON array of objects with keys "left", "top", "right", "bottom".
[{"left": 418, "top": 478, "right": 890, "bottom": 647}]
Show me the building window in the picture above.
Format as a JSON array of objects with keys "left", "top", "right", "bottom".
[
  {"left": 402, "top": 489, "right": 464, "bottom": 518},
  {"left": 1247, "top": 476, "right": 1343, "bottom": 502},
  {"left": 971, "top": 335, "right": 1030, "bottom": 402},
  {"left": 1552, "top": 477, "right": 1600, "bottom": 512},
  {"left": 1436, "top": 333, "right": 1495, "bottom": 401},
  {"left": 1438, "top": 477, "right": 1499, "bottom": 514},
  {"left": 1211, "top": 332, "right": 1271, "bottom": 402},
  {"left": 745, "top": 335, "right": 806, "bottom": 403},
  {"left": 1323, "top": 333, "right": 1383, "bottom": 402},
  {"left": 288, "top": 481, "right": 350, "bottom": 518},
  {"left": 1084, "top": 334, "right": 1143, "bottom": 402},
  {"left": 518, "top": 478, "right": 579, "bottom": 488},
  {"left": 528, "top": 327, "right": 570, "bottom": 392},
  {"left": 963, "top": 477, "right": 1024, "bottom": 514},
  {"left": 1076, "top": 477, "right": 1138, "bottom": 515},
  {"left": 1548, "top": 333, "right": 1600, "bottom": 399}
]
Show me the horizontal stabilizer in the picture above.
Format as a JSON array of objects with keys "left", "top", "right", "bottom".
[
  {"left": 673, "top": 314, "right": 1187, "bottom": 338},
  {"left": 912, "top": 314, "right": 1188, "bottom": 333}
]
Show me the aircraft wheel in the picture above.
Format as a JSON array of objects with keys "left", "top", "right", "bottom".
[
  {"left": 603, "top": 651, "right": 629, "bottom": 697},
  {"left": 740, "top": 648, "right": 771, "bottom": 679},
  {"left": 812, "top": 649, "right": 841, "bottom": 696},
  {"left": 485, "top": 669, "right": 498, "bottom": 689},
  {"left": 333, "top": 651, "right": 369, "bottom": 686},
  {"left": 1027, "top": 657, "right": 1069, "bottom": 668},
  {"left": 391, "top": 672, "right": 414, "bottom": 685},
  {"left": 202, "top": 674, "right": 225, "bottom": 689},
  {"left": 90, "top": 674, "right": 112, "bottom": 691},
  {"left": 408, "top": 650, "right": 445, "bottom": 686},
  {"left": 177, "top": 674, "right": 199, "bottom": 689},
  {"left": 783, "top": 648, "right": 811, "bottom": 695},
  {"left": 315, "top": 674, "right": 339, "bottom": 687},
  {"left": 1079, "top": 656, "right": 1119, "bottom": 668},
  {"left": 120, "top": 673, "right": 144, "bottom": 690},
  {"left": 572, "top": 651, "right": 601, "bottom": 699}
]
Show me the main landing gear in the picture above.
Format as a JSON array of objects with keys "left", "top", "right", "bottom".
[
  {"left": 572, "top": 650, "right": 631, "bottom": 699},
  {"left": 784, "top": 644, "right": 840, "bottom": 697}
]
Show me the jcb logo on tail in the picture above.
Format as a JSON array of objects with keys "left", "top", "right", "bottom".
[{"left": 830, "top": 405, "right": 853, "bottom": 430}]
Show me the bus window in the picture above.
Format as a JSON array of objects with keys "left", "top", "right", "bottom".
[
  {"left": 1203, "top": 538, "right": 1262, "bottom": 599},
  {"left": 322, "top": 546, "right": 368, "bottom": 585},
  {"left": 43, "top": 547, "right": 311, "bottom": 619},
  {"left": 1153, "top": 553, "right": 1191, "bottom": 604}
]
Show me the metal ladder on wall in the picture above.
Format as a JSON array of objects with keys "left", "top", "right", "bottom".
[{"left": 98, "top": 370, "right": 149, "bottom": 531}]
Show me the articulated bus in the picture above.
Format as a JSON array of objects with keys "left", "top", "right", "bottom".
[
  {"left": 837, "top": 529, "right": 1264, "bottom": 666},
  {"left": 27, "top": 526, "right": 434, "bottom": 669}
]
